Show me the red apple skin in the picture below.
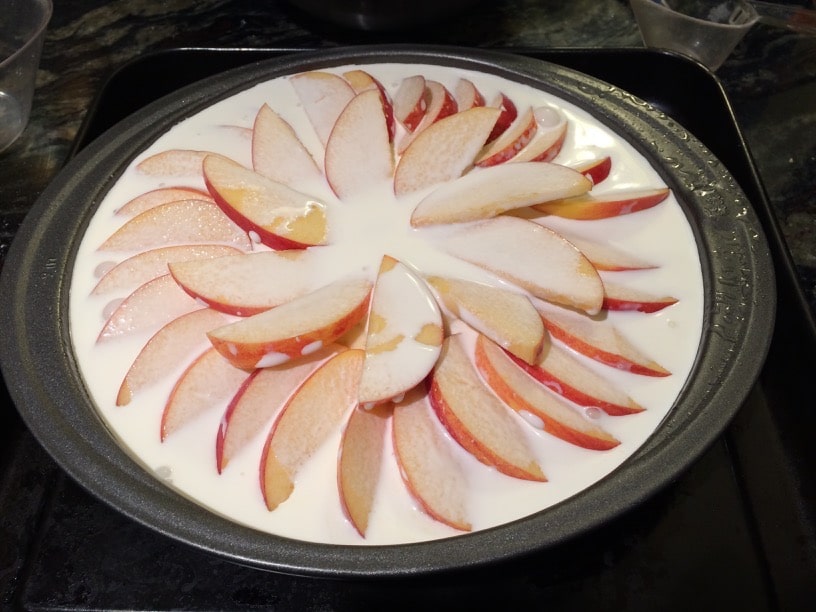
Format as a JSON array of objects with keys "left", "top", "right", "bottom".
[
  {"left": 475, "top": 108, "right": 537, "bottom": 168},
  {"left": 203, "top": 179, "right": 320, "bottom": 251},
  {"left": 571, "top": 156, "right": 612, "bottom": 186},
  {"left": 542, "top": 315, "right": 671, "bottom": 378},
  {"left": 342, "top": 69, "right": 396, "bottom": 142},
  {"left": 602, "top": 295, "right": 678, "bottom": 313},
  {"left": 393, "top": 75, "right": 427, "bottom": 132},
  {"left": 207, "top": 281, "right": 373, "bottom": 370},
  {"left": 474, "top": 337, "right": 620, "bottom": 450},
  {"left": 428, "top": 379, "right": 546, "bottom": 482},
  {"left": 487, "top": 93, "right": 518, "bottom": 142},
  {"left": 503, "top": 349, "right": 644, "bottom": 416},
  {"left": 392, "top": 387, "right": 471, "bottom": 532},
  {"left": 533, "top": 188, "right": 671, "bottom": 220},
  {"left": 259, "top": 349, "right": 364, "bottom": 511}
]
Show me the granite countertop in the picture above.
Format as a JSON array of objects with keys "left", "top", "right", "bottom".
[{"left": 2, "top": 0, "right": 815, "bottom": 324}]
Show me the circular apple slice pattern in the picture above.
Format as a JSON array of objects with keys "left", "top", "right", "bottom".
[{"left": 79, "top": 65, "right": 693, "bottom": 542}]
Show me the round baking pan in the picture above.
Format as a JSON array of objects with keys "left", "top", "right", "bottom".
[{"left": 0, "top": 45, "right": 775, "bottom": 578}]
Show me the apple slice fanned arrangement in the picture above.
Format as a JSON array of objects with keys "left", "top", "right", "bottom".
[{"left": 79, "top": 65, "right": 694, "bottom": 543}]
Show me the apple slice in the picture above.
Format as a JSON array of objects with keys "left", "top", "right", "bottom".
[
  {"left": 474, "top": 107, "right": 537, "bottom": 167},
  {"left": 396, "top": 80, "right": 458, "bottom": 154},
  {"left": 97, "top": 275, "right": 202, "bottom": 342},
  {"left": 453, "top": 78, "right": 485, "bottom": 111},
  {"left": 169, "top": 250, "right": 321, "bottom": 317},
  {"left": 342, "top": 69, "right": 395, "bottom": 141},
  {"left": 259, "top": 348, "right": 364, "bottom": 511},
  {"left": 116, "top": 307, "right": 230, "bottom": 405},
  {"left": 474, "top": 335, "right": 620, "bottom": 450},
  {"left": 570, "top": 156, "right": 612, "bottom": 186},
  {"left": 554, "top": 233, "right": 656, "bottom": 272},
  {"left": 92, "top": 244, "right": 243, "bottom": 296},
  {"left": 161, "top": 348, "right": 249, "bottom": 441},
  {"left": 337, "top": 403, "right": 390, "bottom": 536},
  {"left": 602, "top": 281, "right": 678, "bottom": 313},
  {"left": 505, "top": 341, "right": 644, "bottom": 416},
  {"left": 429, "top": 336, "right": 546, "bottom": 481},
  {"left": 426, "top": 276, "right": 545, "bottom": 365},
  {"left": 98, "top": 199, "right": 252, "bottom": 252},
  {"left": 392, "top": 387, "right": 471, "bottom": 532},
  {"left": 533, "top": 187, "right": 671, "bottom": 220},
  {"left": 410, "top": 162, "right": 591, "bottom": 226},
  {"left": 509, "top": 106, "right": 568, "bottom": 163},
  {"left": 394, "top": 106, "right": 500, "bottom": 196},
  {"left": 442, "top": 216, "right": 605, "bottom": 315},
  {"left": 358, "top": 256, "right": 443, "bottom": 407},
  {"left": 539, "top": 304, "right": 671, "bottom": 377},
  {"left": 217, "top": 344, "right": 340, "bottom": 472},
  {"left": 251, "top": 103, "right": 322, "bottom": 186},
  {"left": 203, "top": 154, "right": 328, "bottom": 250},
  {"left": 486, "top": 92, "right": 518, "bottom": 142},
  {"left": 136, "top": 149, "right": 228, "bottom": 176},
  {"left": 289, "top": 71, "right": 356, "bottom": 146},
  {"left": 116, "top": 187, "right": 213, "bottom": 216},
  {"left": 392, "top": 74, "right": 427, "bottom": 132},
  {"left": 325, "top": 89, "right": 394, "bottom": 199},
  {"left": 207, "top": 277, "right": 373, "bottom": 369}
]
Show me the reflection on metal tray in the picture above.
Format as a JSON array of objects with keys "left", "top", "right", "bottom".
[{"left": 1, "top": 48, "right": 814, "bottom": 610}]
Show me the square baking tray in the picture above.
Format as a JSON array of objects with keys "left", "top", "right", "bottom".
[{"left": 1, "top": 47, "right": 814, "bottom": 610}]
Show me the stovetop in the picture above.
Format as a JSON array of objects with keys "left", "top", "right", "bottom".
[{"left": 1, "top": 48, "right": 815, "bottom": 611}]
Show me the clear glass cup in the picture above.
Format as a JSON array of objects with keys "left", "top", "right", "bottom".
[
  {"left": 0, "top": 0, "right": 52, "bottom": 153},
  {"left": 630, "top": 0, "right": 759, "bottom": 71}
]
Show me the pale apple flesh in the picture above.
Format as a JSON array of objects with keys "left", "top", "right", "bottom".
[
  {"left": 539, "top": 305, "right": 671, "bottom": 377},
  {"left": 392, "top": 387, "right": 472, "bottom": 532},
  {"left": 207, "top": 277, "right": 373, "bottom": 370},
  {"left": 342, "top": 69, "right": 395, "bottom": 141},
  {"left": 429, "top": 336, "right": 546, "bottom": 482},
  {"left": 427, "top": 275, "right": 546, "bottom": 365},
  {"left": 504, "top": 341, "right": 645, "bottom": 416},
  {"left": 474, "top": 334, "right": 620, "bottom": 451},
  {"left": 259, "top": 349, "right": 364, "bottom": 511},
  {"left": 117, "top": 308, "right": 230, "bottom": 406},
  {"left": 217, "top": 345, "right": 340, "bottom": 472},
  {"left": 92, "top": 244, "right": 243, "bottom": 296},
  {"left": 394, "top": 106, "right": 500, "bottom": 196},
  {"left": 441, "top": 216, "right": 605, "bottom": 315},
  {"left": 251, "top": 103, "right": 322, "bottom": 186},
  {"left": 474, "top": 106, "right": 537, "bottom": 167},
  {"left": 453, "top": 78, "right": 485, "bottom": 111},
  {"left": 324, "top": 89, "right": 394, "bottom": 199},
  {"left": 203, "top": 155, "right": 328, "bottom": 250},
  {"left": 289, "top": 71, "right": 356, "bottom": 147},
  {"left": 508, "top": 106, "right": 568, "bottom": 164},
  {"left": 337, "top": 403, "right": 390, "bottom": 536},
  {"left": 169, "top": 250, "right": 322, "bottom": 317},
  {"left": 533, "top": 188, "right": 671, "bottom": 220},
  {"left": 98, "top": 199, "right": 252, "bottom": 252},
  {"left": 162, "top": 348, "right": 249, "bottom": 441},
  {"left": 392, "top": 74, "right": 427, "bottom": 132},
  {"left": 97, "top": 274, "right": 202, "bottom": 342},
  {"left": 116, "top": 186, "right": 213, "bottom": 217},
  {"left": 410, "top": 162, "right": 591, "bottom": 226}
]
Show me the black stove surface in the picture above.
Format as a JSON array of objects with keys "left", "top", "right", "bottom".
[{"left": 1, "top": 48, "right": 815, "bottom": 611}]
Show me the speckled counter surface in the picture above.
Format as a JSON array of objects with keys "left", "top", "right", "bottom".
[{"left": 2, "top": 0, "right": 815, "bottom": 320}]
